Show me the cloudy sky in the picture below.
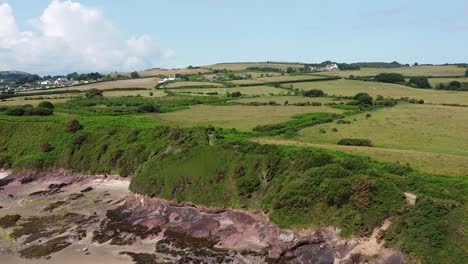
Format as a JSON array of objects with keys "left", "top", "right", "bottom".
[{"left": 1, "top": 0, "right": 467, "bottom": 75}]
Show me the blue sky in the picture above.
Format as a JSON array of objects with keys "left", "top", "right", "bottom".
[{"left": 1, "top": 0, "right": 468, "bottom": 74}]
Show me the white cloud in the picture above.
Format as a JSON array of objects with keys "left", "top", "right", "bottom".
[{"left": 0, "top": 0, "right": 174, "bottom": 74}]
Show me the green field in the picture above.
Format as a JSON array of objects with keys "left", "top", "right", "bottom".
[
  {"left": 428, "top": 77, "right": 468, "bottom": 87},
  {"left": 314, "top": 65, "right": 466, "bottom": 77},
  {"left": 171, "top": 85, "right": 288, "bottom": 96},
  {"left": 152, "top": 104, "right": 344, "bottom": 130},
  {"left": 288, "top": 79, "right": 468, "bottom": 105},
  {"left": 297, "top": 103, "right": 468, "bottom": 156},
  {"left": 234, "top": 95, "right": 346, "bottom": 105}
]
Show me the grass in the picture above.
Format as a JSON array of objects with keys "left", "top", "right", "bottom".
[
  {"left": 256, "top": 74, "right": 326, "bottom": 82},
  {"left": 233, "top": 96, "right": 347, "bottom": 104},
  {"left": 288, "top": 79, "right": 468, "bottom": 105},
  {"left": 206, "top": 62, "right": 304, "bottom": 71},
  {"left": 428, "top": 77, "right": 468, "bottom": 87},
  {"left": 314, "top": 65, "right": 466, "bottom": 77},
  {"left": 138, "top": 68, "right": 210, "bottom": 77},
  {"left": 163, "top": 81, "right": 223, "bottom": 88},
  {"left": 103, "top": 89, "right": 167, "bottom": 97},
  {"left": 170, "top": 85, "right": 288, "bottom": 96},
  {"left": 254, "top": 138, "right": 468, "bottom": 176},
  {"left": 151, "top": 104, "right": 344, "bottom": 131},
  {"left": 297, "top": 103, "right": 468, "bottom": 157},
  {"left": 0, "top": 95, "right": 466, "bottom": 263}
]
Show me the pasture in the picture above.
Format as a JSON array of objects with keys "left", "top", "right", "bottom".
[
  {"left": 234, "top": 95, "right": 346, "bottom": 105},
  {"left": 139, "top": 68, "right": 210, "bottom": 77},
  {"left": 428, "top": 77, "right": 468, "bottom": 87},
  {"left": 288, "top": 79, "right": 468, "bottom": 105},
  {"left": 254, "top": 138, "right": 468, "bottom": 176},
  {"left": 313, "top": 65, "right": 466, "bottom": 77},
  {"left": 163, "top": 81, "right": 223, "bottom": 88},
  {"left": 297, "top": 103, "right": 468, "bottom": 157},
  {"left": 152, "top": 104, "right": 344, "bottom": 131},
  {"left": 207, "top": 62, "right": 304, "bottom": 71},
  {"left": 171, "top": 85, "right": 288, "bottom": 96}
]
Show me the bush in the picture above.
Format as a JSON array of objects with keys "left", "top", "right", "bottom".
[
  {"left": 66, "top": 119, "right": 81, "bottom": 132},
  {"left": 228, "top": 91, "right": 242, "bottom": 97},
  {"left": 40, "top": 142, "right": 52, "bottom": 153},
  {"left": 409, "top": 77, "right": 431, "bottom": 89},
  {"left": 382, "top": 162, "right": 412, "bottom": 176},
  {"left": 375, "top": 73, "right": 405, "bottom": 83},
  {"left": 5, "top": 107, "right": 25, "bottom": 116},
  {"left": 303, "top": 89, "right": 324, "bottom": 97},
  {"left": 236, "top": 176, "right": 261, "bottom": 195},
  {"left": 73, "top": 135, "right": 86, "bottom": 145},
  {"left": 31, "top": 107, "right": 53, "bottom": 116},
  {"left": 338, "top": 138, "right": 373, "bottom": 147},
  {"left": 349, "top": 176, "right": 375, "bottom": 209},
  {"left": 85, "top": 89, "right": 103, "bottom": 98},
  {"left": 138, "top": 104, "right": 158, "bottom": 113},
  {"left": 353, "top": 93, "right": 373, "bottom": 105},
  {"left": 37, "top": 101, "right": 55, "bottom": 109}
]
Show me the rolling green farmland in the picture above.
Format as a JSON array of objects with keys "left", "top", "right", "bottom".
[
  {"left": 171, "top": 85, "right": 288, "bottom": 96},
  {"left": 297, "top": 104, "right": 468, "bottom": 156},
  {"left": 152, "top": 104, "right": 344, "bottom": 130},
  {"left": 314, "top": 65, "right": 466, "bottom": 77},
  {"left": 288, "top": 79, "right": 468, "bottom": 105}
]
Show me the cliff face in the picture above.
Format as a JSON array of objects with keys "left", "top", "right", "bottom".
[{"left": 0, "top": 170, "right": 403, "bottom": 263}]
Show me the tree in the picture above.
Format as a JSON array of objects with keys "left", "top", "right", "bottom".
[
  {"left": 85, "top": 88, "right": 103, "bottom": 98},
  {"left": 353, "top": 93, "right": 373, "bottom": 105},
  {"left": 408, "top": 77, "right": 431, "bottom": 89},
  {"left": 465, "top": 69, "right": 468, "bottom": 77},
  {"left": 303, "top": 89, "right": 324, "bottom": 97},
  {"left": 130, "top": 71, "right": 140, "bottom": 78},
  {"left": 449, "top": 81, "right": 462, "bottom": 89},
  {"left": 375, "top": 73, "right": 405, "bottom": 83}
]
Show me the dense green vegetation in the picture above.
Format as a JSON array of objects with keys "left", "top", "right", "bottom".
[{"left": 0, "top": 92, "right": 466, "bottom": 264}]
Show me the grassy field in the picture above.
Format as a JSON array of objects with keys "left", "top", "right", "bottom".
[
  {"left": 139, "top": 68, "right": 210, "bottom": 77},
  {"left": 19, "top": 78, "right": 160, "bottom": 94},
  {"left": 314, "top": 65, "right": 466, "bottom": 77},
  {"left": 228, "top": 79, "right": 267, "bottom": 85},
  {"left": 163, "top": 81, "right": 223, "bottom": 88},
  {"left": 102, "top": 89, "right": 167, "bottom": 97},
  {"left": 297, "top": 103, "right": 468, "bottom": 157},
  {"left": 171, "top": 85, "right": 288, "bottom": 96},
  {"left": 234, "top": 95, "right": 347, "bottom": 104},
  {"left": 206, "top": 62, "right": 304, "bottom": 71},
  {"left": 254, "top": 138, "right": 468, "bottom": 176},
  {"left": 152, "top": 104, "right": 344, "bottom": 130},
  {"left": 289, "top": 79, "right": 468, "bottom": 105},
  {"left": 428, "top": 77, "right": 468, "bottom": 87},
  {"left": 256, "top": 74, "right": 326, "bottom": 82}
]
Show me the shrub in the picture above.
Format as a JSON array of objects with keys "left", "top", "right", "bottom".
[
  {"left": 85, "top": 89, "right": 103, "bottom": 98},
  {"left": 236, "top": 176, "right": 261, "bottom": 195},
  {"left": 409, "top": 77, "right": 431, "bottom": 89},
  {"left": 303, "top": 89, "right": 324, "bottom": 97},
  {"left": 382, "top": 162, "right": 413, "bottom": 176},
  {"left": 338, "top": 138, "right": 373, "bottom": 147},
  {"left": 138, "top": 104, "right": 158, "bottom": 113},
  {"left": 40, "top": 142, "right": 52, "bottom": 153},
  {"left": 228, "top": 91, "right": 242, "bottom": 97},
  {"left": 349, "top": 176, "right": 375, "bottom": 209},
  {"left": 66, "top": 119, "right": 81, "bottom": 132},
  {"left": 353, "top": 93, "right": 373, "bottom": 105},
  {"left": 37, "top": 101, "right": 55, "bottom": 109},
  {"left": 465, "top": 69, "right": 468, "bottom": 77},
  {"left": 31, "top": 107, "right": 53, "bottom": 116},
  {"left": 375, "top": 73, "right": 405, "bottom": 83},
  {"left": 5, "top": 107, "right": 25, "bottom": 116},
  {"left": 73, "top": 135, "right": 86, "bottom": 145},
  {"left": 417, "top": 99, "right": 425, "bottom": 104}
]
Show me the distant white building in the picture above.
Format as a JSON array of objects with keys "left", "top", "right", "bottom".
[
  {"left": 308, "top": 63, "right": 340, "bottom": 72},
  {"left": 40, "top": 80, "right": 53, "bottom": 85},
  {"left": 54, "top": 77, "right": 71, "bottom": 86},
  {"left": 157, "top": 76, "right": 180, "bottom": 84}
]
